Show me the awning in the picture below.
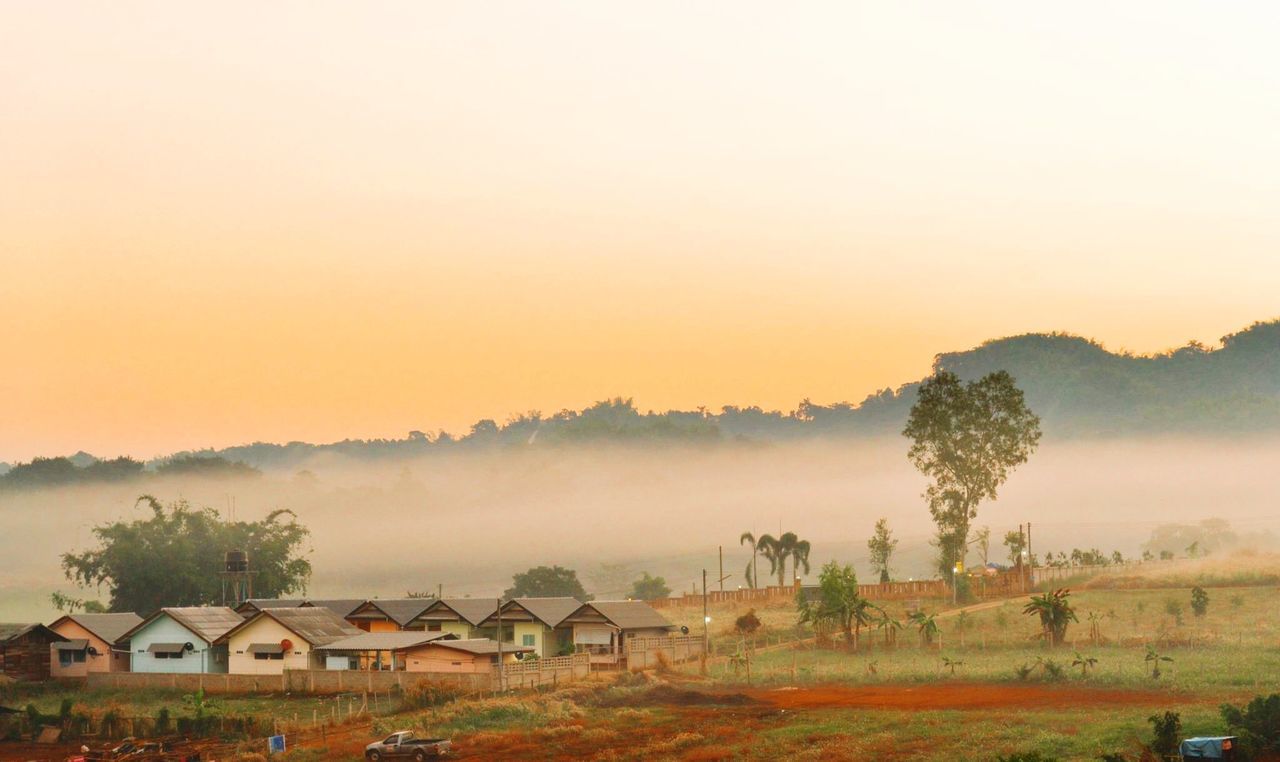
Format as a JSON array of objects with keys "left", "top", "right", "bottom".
[
  {"left": 246, "top": 643, "right": 285, "bottom": 654},
  {"left": 148, "top": 643, "right": 187, "bottom": 654},
  {"left": 574, "top": 627, "right": 613, "bottom": 645},
  {"left": 53, "top": 639, "right": 90, "bottom": 652}
]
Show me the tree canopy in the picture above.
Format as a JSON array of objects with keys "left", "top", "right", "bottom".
[
  {"left": 629, "top": 572, "right": 671, "bottom": 600},
  {"left": 61, "top": 495, "right": 311, "bottom": 614},
  {"left": 503, "top": 565, "right": 591, "bottom": 600},
  {"left": 904, "top": 370, "right": 1041, "bottom": 577},
  {"left": 867, "top": 518, "right": 898, "bottom": 584}
]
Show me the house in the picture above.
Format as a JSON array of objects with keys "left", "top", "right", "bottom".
[
  {"left": 314, "top": 631, "right": 459, "bottom": 671},
  {"left": 234, "top": 598, "right": 366, "bottom": 619},
  {"left": 118, "top": 607, "right": 243, "bottom": 674},
  {"left": 562, "top": 601, "right": 676, "bottom": 665},
  {"left": 345, "top": 599, "right": 435, "bottom": 632},
  {"left": 0, "top": 624, "right": 66, "bottom": 681},
  {"left": 406, "top": 599, "right": 498, "bottom": 639},
  {"left": 479, "top": 598, "right": 583, "bottom": 658},
  {"left": 215, "top": 607, "right": 362, "bottom": 675},
  {"left": 48, "top": 613, "right": 142, "bottom": 678},
  {"left": 398, "top": 639, "right": 532, "bottom": 674}
]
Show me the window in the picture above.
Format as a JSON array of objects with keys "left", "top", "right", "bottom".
[
  {"left": 253, "top": 652, "right": 284, "bottom": 660},
  {"left": 521, "top": 634, "right": 536, "bottom": 647},
  {"left": 427, "top": 623, "right": 442, "bottom": 632}
]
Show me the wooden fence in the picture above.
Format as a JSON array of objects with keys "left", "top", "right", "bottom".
[{"left": 649, "top": 579, "right": 949, "bottom": 609}]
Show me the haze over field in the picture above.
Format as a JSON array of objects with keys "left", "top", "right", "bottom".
[{"left": 4, "top": 436, "right": 1279, "bottom": 621}]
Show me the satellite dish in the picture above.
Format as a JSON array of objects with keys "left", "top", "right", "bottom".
[
  {"left": 183, "top": 642, "right": 195, "bottom": 652},
  {"left": 680, "top": 626, "right": 689, "bottom": 635},
  {"left": 86, "top": 646, "right": 100, "bottom": 656},
  {"left": 280, "top": 638, "right": 294, "bottom": 652}
]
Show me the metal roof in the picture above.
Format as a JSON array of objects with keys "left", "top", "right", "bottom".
[
  {"left": 157, "top": 607, "right": 244, "bottom": 644},
  {"left": 349, "top": 599, "right": 435, "bottom": 627},
  {"left": 508, "top": 598, "right": 583, "bottom": 628},
  {"left": 0, "top": 623, "right": 65, "bottom": 643},
  {"left": 315, "top": 631, "right": 457, "bottom": 652},
  {"left": 303, "top": 599, "right": 366, "bottom": 617},
  {"left": 236, "top": 598, "right": 366, "bottom": 618},
  {"left": 432, "top": 639, "right": 533, "bottom": 656},
  {"left": 582, "top": 601, "right": 675, "bottom": 631},
  {"left": 51, "top": 613, "right": 144, "bottom": 645},
  {"left": 416, "top": 598, "right": 498, "bottom": 627},
  {"left": 217, "top": 607, "right": 361, "bottom": 647}
]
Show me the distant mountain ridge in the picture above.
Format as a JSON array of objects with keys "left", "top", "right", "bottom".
[{"left": 3, "top": 318, "right": 1278, "bottom": 479}]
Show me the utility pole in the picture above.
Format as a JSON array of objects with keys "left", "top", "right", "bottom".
[
  {"left": 702, "top": 569, "right": 709, "bottom": 652},
  {"left": 719, "top": 546, "right": 724, "bottom": 593},
  {"left": 496, "top": 597, "right": 503, "bottom": 692},
  {"left": 437, "top": 583, "right": 442, "bottom": 600}
]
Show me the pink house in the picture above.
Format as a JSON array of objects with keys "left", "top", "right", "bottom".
[{"left": 48, "top": 613, "right": 142, "bottom": 678}]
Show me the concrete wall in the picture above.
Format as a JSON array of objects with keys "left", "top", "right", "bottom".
[
  {"left": 49, "top": 620, "right": 128, "bottom": 678},
  {"left": 626, "top": 635, "right": 705, "bottom": 669},
  {"left": 128, "top": 617, "right": 227, "bottom": 674},
  {"left": 226, "top": 617, "right": 315, "bottom": 675}
]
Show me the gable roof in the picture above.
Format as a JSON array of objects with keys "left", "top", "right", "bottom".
[
  {"left": 502, "top": 598, "right": 584, "bottom": 628},
  {"left": 236, "top": 598, "right": 367, "bottom": 618},
  {"left": 415, "top": 598, "right": 499, "bottom": 627},
  {"left": 315, "top": 631, "right": 457, "bottom": 652},
  {"left": 303, "top": 599, "right": 366, "bottom": 617},
  {"left": 0, "top": 624, "right": 66, "bottom": 643},
  {"left": 582, "top": 601, "right": 675, "bottom": 631},
  {"left": 428, "top": 638, "right": 534, "bottom": 656},
  {"left": 120, "top": 607, "right": 243, "bottom": 645},
  {"left": 49, "top": 613, "right": 144, "bottom": 645},
  {"left": 348, "top": 599, "right": 435, "bottom": 627},
  {"left": 216, "top": 607, "right": 361, "bottom": 647}
]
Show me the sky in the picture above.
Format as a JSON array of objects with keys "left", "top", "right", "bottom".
[{"left": 3, "top": 1, "right": 1280, "bottom": 462}]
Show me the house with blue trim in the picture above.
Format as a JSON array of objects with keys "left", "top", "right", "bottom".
[{"left": 118, "top": 607, "right": 243, "bottom": 674}]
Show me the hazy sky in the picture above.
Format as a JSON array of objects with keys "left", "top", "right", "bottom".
[{"left": 3, "top": 2, "right": 1280, "bottom": 461}]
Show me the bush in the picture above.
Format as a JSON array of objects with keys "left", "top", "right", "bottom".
[
  {"left": 1221, "top": 693, "right": 1280, "bottom": 759},
  {"left": 1164, "top": 599, "right": 1184, "bottom": 626},
  {"left": 996, "top": 753, "right": 1059, "bottom": 762},
  {"left": 1148, "top": 711, "right": 1182, "bottom": 760},
  {"left": 1191, "top": 587, "right": 1209, "bottom": 617}
]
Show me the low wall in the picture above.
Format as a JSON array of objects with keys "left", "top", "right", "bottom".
[
  {"left": 87, "top": 672, "right": 288, "bottom": 694},
  {"left": 498, "top": 653, "right": 590, "bottom": 690},
  {"left": 626, "top": 635, "right": 705, "bottom": 669}
]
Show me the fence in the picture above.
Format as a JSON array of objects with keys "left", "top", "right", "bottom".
[
  {"left": 650, "top": 579, "right": 951, "bottom": 609},
  {"left": 626, "top": 635, "right": 705, "bottom": 669},
  {"left": 498, "top": 652, "right": 590, "bottom": 690},
  {"left": 1031, "top": 558, "right": 1176, "bottom": 586}
]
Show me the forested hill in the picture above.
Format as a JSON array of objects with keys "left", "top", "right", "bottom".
[{"left": 3, "top": 319, "right": 1278, "bottom": 481}]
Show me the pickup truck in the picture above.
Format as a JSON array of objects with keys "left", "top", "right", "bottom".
[{"left": 365, "top": 731, "right": 451, "bottom": 760}]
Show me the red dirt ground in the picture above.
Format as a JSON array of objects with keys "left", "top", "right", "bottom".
[{"left": 740, "top": 682, "right": 1177, "bottom": 711}]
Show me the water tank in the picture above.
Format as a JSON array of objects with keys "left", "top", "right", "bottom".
[{"left": 225, "top": 550, "right": 249, "bottom": 573}]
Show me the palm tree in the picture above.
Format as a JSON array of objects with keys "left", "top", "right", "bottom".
[
  {"left": 791, "top": 538, "right": 812, "bottom": 584},
  {"left": 739, "top": 532, "right": 761, "bottom": 589},
  {"left": 1022, "top": 588, "right": 1078, "bottom": 647},
  {"left": 757, "top": 534, "right": 784, "bottom": 588}
]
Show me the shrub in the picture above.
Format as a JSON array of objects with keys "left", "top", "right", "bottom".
[
  {"left": 735, "top": 610, "right": 762, "bottom": 638},
  {"left": 1164, "top": 599, "right": 1184, "bottom": 626},
  {"left": 996, "top": 753, "right": 1059, "bottom": 762},
  {"left": 1190, "top": 586, "right": 1209, "bottom": 617},
  {"left": 1148, "top": 711, "right": 1181, "bottom": 759},
  {"left": 1220, "top": 693, "right": 1280, "bottom": 759}
]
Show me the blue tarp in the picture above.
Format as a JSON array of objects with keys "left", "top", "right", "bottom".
[{"left": 1180, "top": 736, "right": 1236, "bottom": 759}]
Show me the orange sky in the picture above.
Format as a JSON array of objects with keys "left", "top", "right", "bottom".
[{"left": 3, "top": 2, "right": 1280, "bottom": 462}]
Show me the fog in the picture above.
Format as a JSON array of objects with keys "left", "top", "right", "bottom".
[{"left": 3, "top": 437, "right": 1279, "bottom": 621}]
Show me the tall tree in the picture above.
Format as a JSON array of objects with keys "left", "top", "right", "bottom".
[
  {"left": 867, "top": 518, "right": 898, "bottom": 584},
  {"left": 504, "top": 565, "right": 591, "bottom": 600},
  {"left": 971, "top": 526, "right": 992, "bottom": 568},
  {"left": 629, "top": 572, "right": 671, "bottom": 600},
  {"left": 756, "top": 534, "right": 783, "bottom": 587},
  {"left": 790, "top": 536, "right": 812, "bottom": 584},
  {"left": 61, "top": 495, "right": 311, "bottom": 614},
  {"left": 903, "top": 370, "right": 1041, "bottom": 579},
  {"left": 739, "top": 532, "right": 761, "bottom": 589},
  {"left": 1003, "top": 530, "right": 1027, "bottom": 568}
]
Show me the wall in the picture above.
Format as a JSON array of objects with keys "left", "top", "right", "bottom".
[
  {"left": 512, "top": 622, "right": 552, "bottom": 657},
  {"left": 285, "top": 669, "right": 493, "bottom": 694},
  {"left": 226, "top": 617, "right": 314, "bottom": 675},
  {"left": 439, "top": 621, "right": 472, "bottom": 639},
  {"left": 626, "top": 635, "right": 705, "bottom": 670},
  {"left": 1, "top": 630, "right": 58, "bottom": 681},
  {"left": 127, "top": 617, "right": 225, "bottom": 674},
  {"left": 497, "top": 653, "right": 590, "bottom": 690},
  {"left": 49, "top": 620, "right": 127, "bottom": 678}
]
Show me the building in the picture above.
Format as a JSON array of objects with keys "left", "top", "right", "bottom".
[
  {"left": 563, "top": 600, "right": 677, "bottom": 665},
  {"left": 118, "top": 607, "right": 243, "bottom": 674},
  {"left": 480, "top": 598, "right": 583, "bottom": 658},
  {"left": 48, "top": 613, "right": 142, "bottom": 678},
  {"left": 345, "top": 599, "right": 435, "bottom": 632},
  {"left": 405, "top": 599, "right": 498, "bottom": 639},
  {"left": 399, "top": 639, "right": 532, "bottom": 674},
  {"left": 0, "top": 624, "right": 66, "bottom": 681},
  {"left": 234, "top": 599, "right": 366, "bottom": 619},
  {"left": 216, "top": 607, "right": 362, "bottom": 675},
  {"left": 314, "top": 631, "right": 459, "bottom": 671}
]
